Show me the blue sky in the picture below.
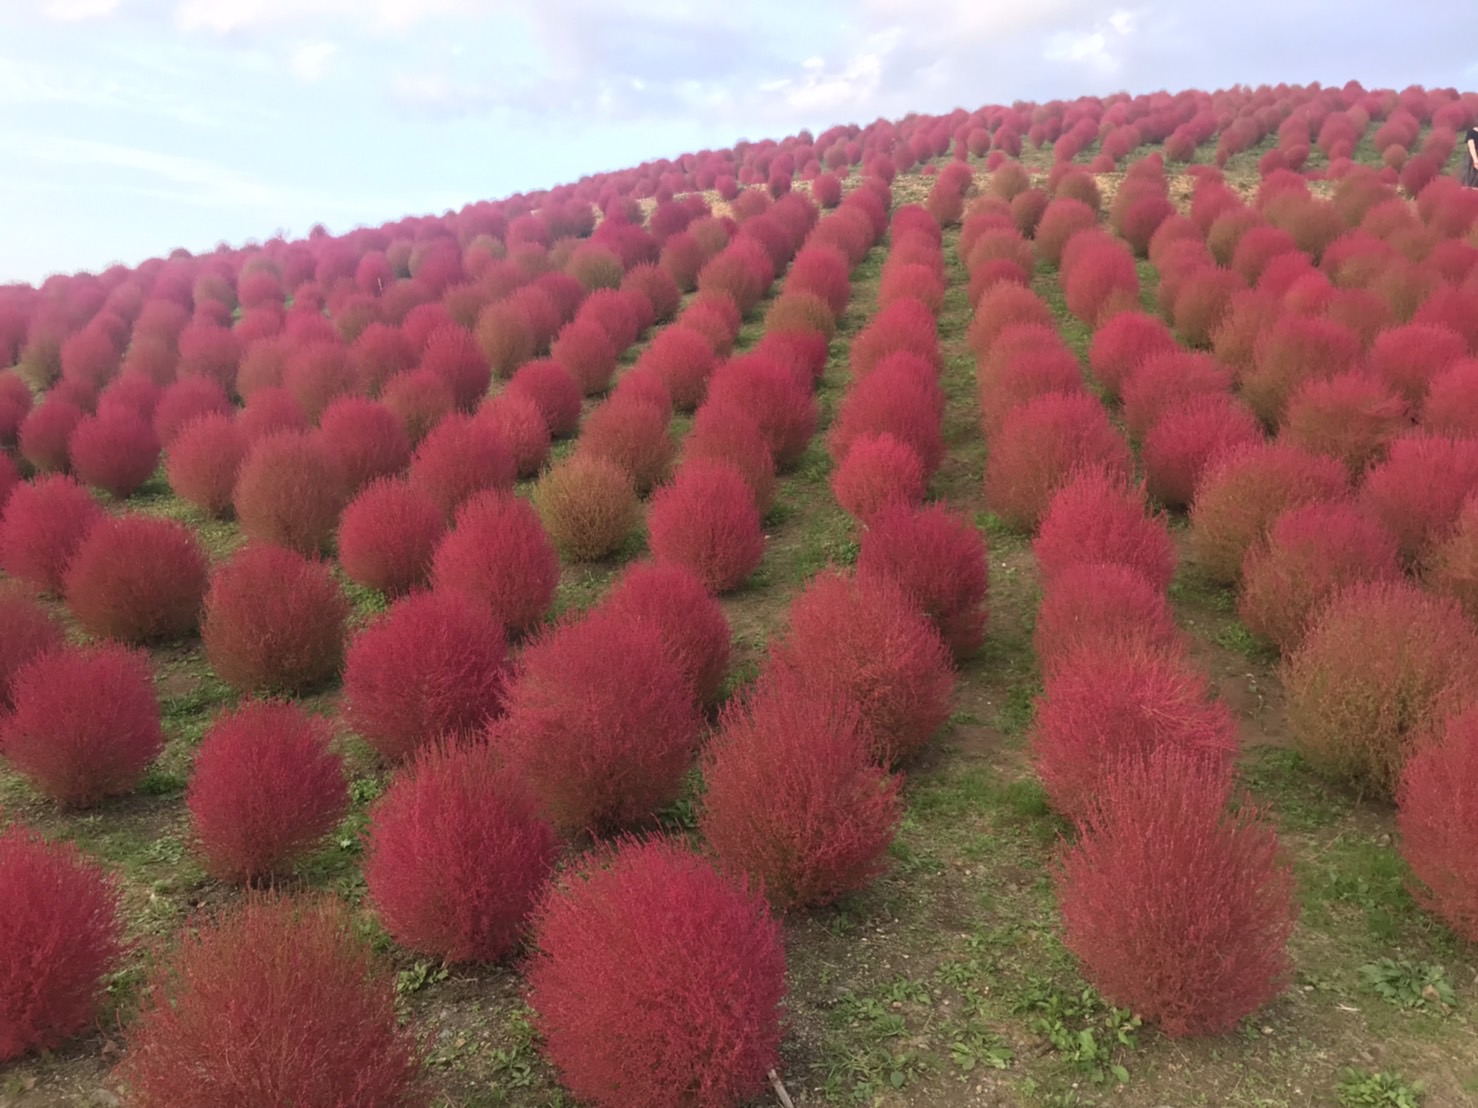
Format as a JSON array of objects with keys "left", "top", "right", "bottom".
[{"left": 2, "top": 0, "right": 1474, "bottom": 285}]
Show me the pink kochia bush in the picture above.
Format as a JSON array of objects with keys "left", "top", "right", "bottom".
[
  {"left": 1284, "top": 581, "right": 1478, "bottom": 796},
  {"left": 363, "top": 742, "right": 560, "bottom": 964},
  {"left": 0, "top": 822, "right": 125, "bottom": 1061},
  {"left": 337, "top": 478, "right": 446, "bottom": 597},
  {"left": 601, "top": 561, "right": 731, "bottom": 708},
  {"left": 767, "top": 571, "right": 954, "bottom": 768},
  {"left": 431, "top": 489, "right": 560, "bottom": 636},
  {"left": 118, "top": 895, "right": 427, "bottom": 1108},
  {"left": 2, "top": 643, "right": 165, "bottom": 807},
  {"left": 493, "top": 609, "right": 701, "bottom": 833},
  {"left": 830, "top": 432, "right": 926, "bottom": 524},
  {"left": 1031, "top": 641, "right": 1237, "bottom": 822},
  {"left": 166, "top": 413, "right": 247, "bottom": 517},
  {"left": 646, "top": 460, "right": 764, "bottom": 594},
  {"left": 233, "top": 431, "right": 348, "bottom": 555},
  {"left": 63, "top": 514, "right": 209, "bottom": 643},
  {"left": 0, "top": 585, "right": 65, "bottom": 712},
  {"left": 0, "top": 474, "right": 103, "bottom": 595},
  {"left": 1141, "top": 396, "right": 1263, "bottom": 509},
  {"left": 344, "top": 590, "right": 509, "bottom": 763},
  {"left": 1034, "top": 562, "right": 1182, "bottom": 672},
  {"left": 1398, "top": 707, "right": 1478, "bottom": 942},
  {"left": 700, "top": 670, "right": 903, "bottom": 910},
  {"left": 409, "top": 411, "right": 516, "bottom": 521},
  {"left": 186, "top": 700, "right": 349, "bottom": 883},
  {"left": 68, "top": 410, "right": 160, "bottom": 499},
  {"left": 201, "top": 544, "right": 348, "bottom": 695},
  {"left": 1359, "top": 433, "right": 1478, "bottom": 564},
  {"left": 316, "top": 397, "right": 412, "bottom": 492},
  {"left": 527, "top": 838, "right": 786, "bottom": 1108},
  {"left": 857, "top": 503, "right": 989, "bottom": 658},
  {"left": 1032, "top": 470, "right": 1176, "bottom": 592},
  {"left": 1056, "top": 748, "right": 1297, "bottom": 1038}
]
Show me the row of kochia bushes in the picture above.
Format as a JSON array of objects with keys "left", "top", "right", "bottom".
[
  {"left": 952, "top": 154, "right": 1478, "bottom": 1035},
  {"left": 0, "top": 175, "right": 1004, "bottom": 1105}
]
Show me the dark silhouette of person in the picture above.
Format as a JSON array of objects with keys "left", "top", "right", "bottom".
[{"left": 1464, "top": 122, "right": 1478, "bottom": 188}]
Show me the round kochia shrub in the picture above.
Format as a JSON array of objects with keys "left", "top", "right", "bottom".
[
  {"left": 1238, "top": 500, "right": 1403, "bottom": 652},
  {"left": 1056, "top": 748, "right": 1297, "bottom": 1038},
  {"left": 1431, "top": 495, "right": 1478, "bottom": 623},
  {"left": 0, "top": 584, "right": 65, "bottom": 712},
  {"left": 68, "top": 410, "right": 160, "bottom": 498},
  {"left": 186, "top": 701, "right": 348, "bottom": 883},
  {"left": 1285, "top": 581, "right": 1478, "bottom": 796},
  {"left": 576, "top": 395, "right": 675, "bottom": 496},
  {"left": 1360, "top": 433, "right": 1478, "bottom": 564},
  {"left": 508, "top": 359, "right": 582, "bottom": 437},
  {"left": 201, "top": 544, "right": 348, "bottom": 695},
  {"left": 646, "top": 460, "right": 764, "bottom": 594},
  {"left": 19, "top": 399, "right": 83, "bottom": 474},
  {"left": 527, "top": 838, "right": 786, "bottom": 1108},
  {"left": 767, "top": 571, "right": 955, "bottom": 768},
  {"left": 830, "top": 432, "right": 926, "bottom": 524},
  {"left": 600, "top": 561, "right": 731, "bottom": 708},
  {"left": 345, "top": 590, "right": 509, "bottom": 763},
  {"left": 479, "top": 391, "right": 551, "bottom": 477},
  {"left": 700, "top": 670, "right": 902, "bottom": 910},
  {"left": 1188, "top": 442, "right": 1347, "bottom": 583},
  {"left": 1141, "top": 395, "right": 1263, "bottom": 509},
  {"left": 2, "top": 643, "right": 165, "bottom": 807},
  {"left": 118, "top": 894, "right": 427, "bottom": 1108},
  {"left": 63, "top": 515, "right": 208, "bottom": 643},
  {"left": 533, "top": 453, "right": 639, "bottom": 563},
  {"left": 1033, "top": 562, "right": 1182, "bottom": 672},
  {"left": 337, "top": 478, "right": 446, "bottom": 597},
  {"left": 431, "top": 489, "right": 559, "bottom": 636},
  {"left": 1030, "top": 641, "right": 1237, "bottom": 821},
  {"left": 364, "top": 742, "right": 560, "bottom": 964},
  {"left": 0, "top": 474, "right": 103, "bottom": 595},
  {"left": 316, "top": 397, "right": 412, "bottom": 492},
  {"left": 0, "top": 822, "right": 125, "bottom": 1061},
  {"left": 1281, "top": 371, "right": 1409, "bottom": 478},
  {"left": 1398, "top": 707, "right": 1478, "bottom": 941},
  {"left": 165, "top": 413, "right": 247, "bottom": 517},
  {"left": 408, "top": 411, "right": 516, "bottom": 521},
  {"left": 857, "top": 503, "right": 989, "bottom": 659},
  {"left": 703, "top": 354, "right": 817, "bottom": 471},
  {"left": 493, "top": 609, "right": 701, "bottom": 832},
  {"left": 1033, "top": 470, "right": 1176, "bottom": 592},
  {"left": 233, "top": 431, "right": 348, "bottom": 555}
]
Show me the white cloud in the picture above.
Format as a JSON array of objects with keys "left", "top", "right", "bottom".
[{"left": 289, "top": 41, "right": 337, "bottom": 82}]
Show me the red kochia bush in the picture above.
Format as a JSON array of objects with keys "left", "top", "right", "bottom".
[
  {"left": 577, "top": 395, "right": 675, "bottom": 496},
  {"left": 551, "top": 319, "right": 620, "bottom": 396},
  {"left": 1238, "top": 500, "right": 1403, "bottom": 652},
  {"left": 527, "top": 838, "right": 785, "bottom": 1108},
  {"left": 1120, "top": 351, "right": 1232, "bottom": 440},
  {"left": 830, "top": 432, "right": 926, "bottom": 523},
  {"left": 0, "top": 474, "right": 103, "bottom": 595},
  {"left": 68, "top": 410, "right": 160, "bottom": 499},
  {"left": 478, "top": 391, "right": 551, "bottom": 477},
  {"left": 0, "top": 585, "right": 64, "bottom": 712},
  {"left": 984, "top": 391, "right": 1133, "bottom": 532},
  {"left": 768, "top": 571, "right": 954, "bottom": 768},
  {"left": 408, "top": 411, "right": 516, "bottom": 521},
  {"left": 533, "top": 454, "right": 639, "bottom": 563},
  {"left": 829, "top": 366, "right": 944, "bottom": 479},
  {"left": 1142, "top": 395, "right": 1263, "bottom": 509},
  {"left": 19, "top": 399, "right": 83, "bottom": 473},
  {"left": 186, "top": 701, "right": 348, "bottom": 883},
  {"left": 646, "top": 461, "right": 764, "bottom": 594},
  {"left": 1398, "top": 707, "right": 1478, "bottom": 941},
  {"left": 494, "top": 610, "right": 701, "bottom": 832},
  {"left": 119, "top": 895, "right": 426, "bottom": 1108},
  {"left": 165, "top": 413, "right": 247, "bottom": 517},
  {"left": 337, "top": 478, "right": 446, "bottom": 597},
  {"left": 0, "top": 823, "right": 124, "bottom": 1060},
  {"left": 233, "top": 431, "right": 347, "bottom": 555},
  {"left": 316, "top": 397, "right": 412, "bottom": 492},
  {"left": 418, "top": 325, "right": 490, "bottom": 411},
  {"left": 2, "top": 643, "right": 164, "bottom": 807},
  {"left": 364, "top": 742, "right": 559, "bottom": 963},
  {"left": 508, "top": 359, "right": 582, "bottom": 438},
  {"left": 1285, "top": 581, "right": 1478, "bottom": 796},
  {"left": 704, "top": 354, "right": 818, "bottom": 471},
  {"left": 431, "top": 489, "right": 558, "bottom": 635},
  {"left": 1360, "top": 433, "right": 1478, "bottom": 563},
  {"left": 1034, "top": 562, "right": 1182, "bottom": 672},
  {"left": 1281, "top": 371, "right": 1409, "bottom": 477},
  {"left": 1087, "top": 310, "right": 1180, "bottom": 400},
  {"left": 700, "top": 670, "right": 902, "bottom": 910},
  {"left": 1033, "top": 470, "right": 1177, "bottom": 591},
  {"left": 601, "top": 562, "right": 731, "bottom": 707},
  {"left": 638, "top": 325, "right": 716, "bottom": 412},
  {"left": 201, "top": 544, "right": 348, "bottom": 695},
  {"left": 1031, "top": 641, "right": 1237, "bottom": 821},
  {"left": 380, "top": 367, "right": 453, "bottom": 446},
  {"left": 283, "top": 341, "right": 357, "bottom": 422},
  {"left": 1188, "top": 442, "right": 1348, "bottom": 583},
  {"left": 1369, "top": 323, "right": 1467, "bottom": 405},
  {"left": 153, "top": 376, "right": 232, "bottom": 448},
  {"left": 345, "top": 590, "right": 509, "bottom": 763},
  {"left": 857, "top": 503, "right": 989, "bottom": 658},
  {"left": 1056, "top": 749, "right": 1296, "bottom": 1038},
  {"left": 685, "top": 402, "right": 778, "bottom": 513},
  {"left": 1431, "top": 495, "right": 1478, "bottom": 623},
  {"left": 237, "top": 385, "right": 309, "bottom": 442},
  {"left": 63, "top": 515, "right": 208, "bottom": 643}
]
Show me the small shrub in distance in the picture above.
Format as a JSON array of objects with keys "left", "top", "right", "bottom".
[
  {"left": 1033, "top": 470, "right": 1176, "bottom": 592},
  {"left": 1285, "top": 580, "right": 1478, "bottom": 796},
  {"left": 68, "top": 410, "right": 160, "bottom": 499},
  {"left": 63, "top": 514, "right": 208, "bottom": 643},
  {"left": 493, "top": 609, "right": 700, "bottom": 832},
  {"left": 380, "top": 367, "right": 454, "bottom": 446},
  {"left": 186, "top": 700, "right": 348, "bottom": 883},
  {"left": 0, "top": 474, "right": 103, "bottom": 595},
  {"left": 1056, "top": 748, "right": 1297, "bottom": 1038},
  {"left": 363, "top": 742, "right": 560, "bottom": 963},
  {"left": 2, "top": 643, "right": 164, "bottom": 807},
  {"left": 344, "top": 590, "right": 509, "bottom": 762},
  {"left": 316, "top": 396, "right": 412, "bottom": 492},
  {"left": 1398, "top": 707, "right": 1478, "bottom": 942},
  {"left": 533, "top": 453, "right": 639, "bottom": 563},
  {"left": 118, "top": 894, "right": 427, "bottom": 1108},
  {"left": 1034, "top": 562, "right": 1182, "bottom": 672},
  {"left": 527, "top": 838, "right": 785, "bottom": 1108},
  {"left": 700, "top": 669, "right": 902, "bottom": 910},
  {"left": 165, "top": 413, "right": 247, "bottom": 517},
  {"left": 600, "top": 561, "right": 731, "bottom": 707},
  {"left": 767, "top": 571, "right": 954, "bottom": 768},
  {"left": 337, "top": 478, "right": 445, "bottom": 597},
  {"left": 646, "top": 460, "right": 764, "bottom": 594},
  {"left": 1030, "top": 640, "right": 1237, "bottom": 821},
  {"left": 0, "top": 822, "right": 124, "bottom": 1061},
  {"left": 201, "top": 544, "right": 348, "bottom": 695},
  {"left": 153, "top": 376, "right": 231, "bottom": 447},
  {"left": 233, "top": 431, "right": 348, "bottom": 555}
]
